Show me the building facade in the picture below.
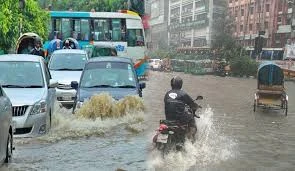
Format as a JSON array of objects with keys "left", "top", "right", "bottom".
[
  {"left": 167, "top": 0, "right": 226, "bottom": 48},
  {"left": 148, "top": 0, "right": 169, "bottom": 50},
  {"left": 229, "top": 0, "right": 292, "bottom": 48}
]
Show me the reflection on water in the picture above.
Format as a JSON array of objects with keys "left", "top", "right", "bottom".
[{"left": 148, "top": 107, "right": 237, "bottom": 170}]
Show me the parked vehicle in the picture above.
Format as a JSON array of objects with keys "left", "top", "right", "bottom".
[
  {"left": 0, "top": 86, "right": 14, "bottom": 163},
  {"left": 149, "top": 59, "right": 161, "bottom": 71},
  {"left": 71, "top": 57, "right": 146, "bottom": 113},
  {"left": 0, "top": 55, "right": 58, "bottom": 137},
  {"left": 48, "top": 49, "right": 88, "bottom": 109},
  {"left": 153, "top": 96, "right": 203, "bottom": 157},
  {"left": 254, "top": 62, "right": 288, "bottom": 116}
]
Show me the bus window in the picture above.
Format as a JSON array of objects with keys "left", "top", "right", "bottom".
[
  {"left": 72, "top": 19, "right": 81, "bottom": 40},
  {"left": 48, "top": 19, "right": 53, "bottom": 39},
  {"left": 62, "top": 18, "right": 71, "bottom": 39},
  {"left": 127, "top": 29, "right": 145, "bottom": 47},
  {"left": 121, "top": 19, "right": 127, "bottom": 41},
  {"left": 81, "top": 19, "right": 90, "bottom": 41},
  {"left": 93, "top": 19, "right": 111, "bottom": 41},
  {"left": 111, "top": 19, "right": 122, "bottom": 41},
  {"left": 53, "top": 18, "right": 62, "bottom": 39}
]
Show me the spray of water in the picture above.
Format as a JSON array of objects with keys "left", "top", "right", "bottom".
[
  {"left": 147, "top": 107, "right": 237, "bottom": 170},
  {"left": 15, "top": 94, "right": 145, "bottom": 144}
]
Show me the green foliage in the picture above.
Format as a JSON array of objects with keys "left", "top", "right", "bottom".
[
  {"left": 42, "top": 0, "right": 128, "bottom": 12},
  {"left": 230, "top": 56, "right": 258, "bottom": 77},
  {"left": 0, "top": 0, "right": 49, "bottom": 53}
]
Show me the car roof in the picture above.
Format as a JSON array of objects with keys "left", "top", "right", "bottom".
[
  {"left": 0, "top": 54, "right": 43, "bottom": 62},
  {"left": 92, "top": 42, "right": 117, "bottom": 49},
  {"left": 52, "top": 49, "right": 87, "bottom": 55},
  {"left": 87, "top": 57, "right": 133, "bottom": 64}
]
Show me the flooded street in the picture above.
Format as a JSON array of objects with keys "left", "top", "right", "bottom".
[{"left": 2, "top": 71, "right": 295, "bottom": 170}]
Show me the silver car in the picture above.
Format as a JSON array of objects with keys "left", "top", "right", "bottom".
[
  {"left": 0, "top": 55, "right": 58, "bottom": 137},
  {"left": 48, "top": 49, "right": 88, "bottom": 109},
  {"left": 0, "top": 86, "right": 13, "bottom": 163}
]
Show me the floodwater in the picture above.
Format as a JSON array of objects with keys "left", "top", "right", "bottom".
[{"left": 1, "top": 71, "right": 295, "bottom": 170}]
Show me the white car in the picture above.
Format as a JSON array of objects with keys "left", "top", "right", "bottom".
[
  {"left": 149, "top": 59, "right": 162, "bottom": 70},
  {"left": 48, "top": 49, "right": 88, "bottom": 109},
  {"left": 0, "top": 54, "right": 58, "bottom": 137},
  {"left": 0, "top": 86, "right": 13, "bottom": 163}
]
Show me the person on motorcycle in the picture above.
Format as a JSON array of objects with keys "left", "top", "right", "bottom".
[
  {"left": 164, "top": 76, "right": 199, "bottom": 141},
  {"left": 30, "top": 38, "right": 45, "bottom": 58},
  {"left": 63, "top": 39, "right": 72, "bottom": 49}
]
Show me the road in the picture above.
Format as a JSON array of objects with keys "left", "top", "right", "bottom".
[{"left": 1, "top": 71, "right": 295, "bottom": 170}]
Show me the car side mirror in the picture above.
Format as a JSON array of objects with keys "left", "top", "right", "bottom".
[
  {"left": 139, "top": 82, "right": 146, "bottom": 89},
  {"left": 71, "top": 81, "right": 79, "bottom": 90},
  {"left": 196, "top": 96, "right": 203, "bottom": 100},
  {"left": 49, "top": 79, "right": 58, "bottom": 88}
]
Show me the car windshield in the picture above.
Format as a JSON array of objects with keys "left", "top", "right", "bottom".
[
  {"left": 80, "top": 61, "right": 136, "bottom": 88},
  {"left": 0, "top": 61, "right": 44, "bottom": 88},
  {"left": 49, "top": 53, "right": 87, "bottom": 70}
]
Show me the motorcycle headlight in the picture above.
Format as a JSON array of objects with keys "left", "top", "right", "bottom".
[
  {"left": 31, "top": 100, "right": 47, "bottom": 115},
  {"left": 76, "top": 101, "right": 84, "bottom": 109}
]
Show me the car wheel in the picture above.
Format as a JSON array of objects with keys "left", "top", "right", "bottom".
[{"left": 4, "top": 133, "right": 12, "bottom": 163}]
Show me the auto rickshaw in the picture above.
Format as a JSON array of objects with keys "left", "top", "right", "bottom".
[
  {"left": 16, "top": 32, "right": 42, "bottom": 54},
  {"left": 254, "top": 62, "right": 288, "bottom": 116}
]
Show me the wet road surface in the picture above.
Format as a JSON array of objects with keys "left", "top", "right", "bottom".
[{"left": 1, "top": 71, "right": 295, "bottom": 170}]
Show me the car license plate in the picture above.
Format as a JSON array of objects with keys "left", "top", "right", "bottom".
[
  {"left": 62, "top": 96, "right": 72, "bottom": 101},
  {"left": 157, "top": 134, "right": 169, "bottom": 143}
]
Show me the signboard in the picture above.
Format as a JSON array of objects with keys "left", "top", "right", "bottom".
[{"left": 168, "top": 19, "right": 208, "bottom": 32}]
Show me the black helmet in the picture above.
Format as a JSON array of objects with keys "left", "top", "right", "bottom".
[
  {"left": 34, "top": 37, "right": 42, "bottom": 45},
  {"left": 171, "top": 76, "right": 183, "bottom": 90}
]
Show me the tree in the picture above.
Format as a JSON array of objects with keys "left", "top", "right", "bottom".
[
  {"left": 0, "top": 0, "right": 49, "bottom": 53},
  {"left": 212, "top": 3, "right": 236, "bottom": 51},
  {"left": 42, "top": 0, "right": 128, "bottom": 12}
]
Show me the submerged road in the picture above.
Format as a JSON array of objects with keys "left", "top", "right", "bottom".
[{"left": 1, "top": 71, "right": 295, "bottom": 170}]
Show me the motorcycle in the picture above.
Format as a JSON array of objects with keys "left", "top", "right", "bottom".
[{"left": 152, "top": 96, "right": 204, "bottom": 157}]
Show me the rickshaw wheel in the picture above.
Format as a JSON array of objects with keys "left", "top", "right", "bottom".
[
  {"left": 285, "top": 101, "right": 288, "bottom": 116},
  {"left": 253, "top": 100, "right": 256, "bottom": 112}
]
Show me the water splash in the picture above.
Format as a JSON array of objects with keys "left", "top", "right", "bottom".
[
  {"left": 15, "top": 94, "right": 145, "bottom": 144},
  {"left": 77, "top": 93, "right": 145, "bottom": 119},
  {"left": 147, "top": 107, "right": 237, "bottom": 170}
]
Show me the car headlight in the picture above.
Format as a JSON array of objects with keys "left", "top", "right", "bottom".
[{"left": 31, "top": 100, "right": 47, "bottom": 115}]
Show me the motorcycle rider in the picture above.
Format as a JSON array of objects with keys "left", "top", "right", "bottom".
[
  {"left": 63, "top": 39, "right": 72, "bottom": 49},
  {"left": 30, "top": 38, "right": 45, "bottom": 58},
  {"left": 164, "top": 76, "right": 199, "bottom": 141}
]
